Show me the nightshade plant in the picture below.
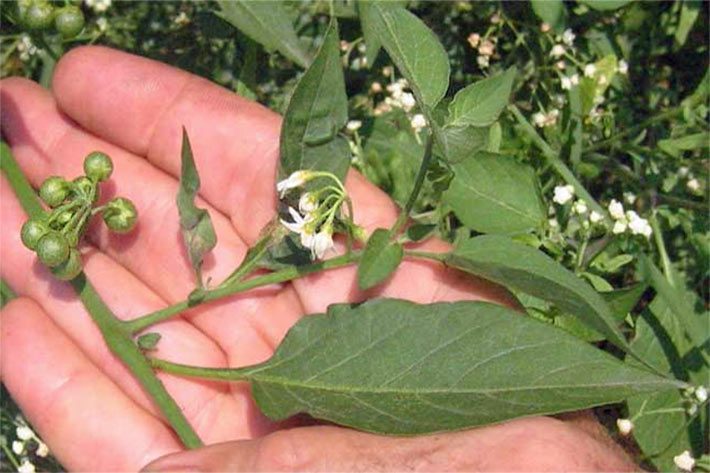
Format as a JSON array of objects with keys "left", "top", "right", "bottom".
[{"left": 1, "top": 1, "right": 708, "bottom": 472}]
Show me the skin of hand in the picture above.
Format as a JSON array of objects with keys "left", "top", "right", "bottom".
[{"left": 0, "top": 46, "right": 637, "bottom": 472}]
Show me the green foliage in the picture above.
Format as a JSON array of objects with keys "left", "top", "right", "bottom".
[
  {"left": 357, "top": 229, "right": 403, "bottom": 290},
  {"left": 447, "top": 67, "right": 516, "bottom": 128}
]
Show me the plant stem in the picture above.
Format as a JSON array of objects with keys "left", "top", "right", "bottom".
[
  {"left": 151, "top": 357, "right": 256, "bottom": 382},
  {"left": 126, "top": 251, "right": 361, "bottom": 334},
  {"left": 404, "top": 249, "right": 447, "bottom": 262},
  {"left": 508, "top": 105, "right": 607, "bottom": 219},
  {"left": 390, "top": 134, "right": 434, "bottom": 236},
  {"left": 0, "top": 142, "right": 203, "bottom": 449},
  {"left": 649, "top": 213, "right": 673, "bottom": 285},
  {"left": 1, "top": 278, "right": 17, "bottom": 308}
]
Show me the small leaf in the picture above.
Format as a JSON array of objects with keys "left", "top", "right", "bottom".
[
  {"left": 530, "top": 0, "right": 565, "bottom": 31},
  {"left": 239, "top": 299, "right": 681, "bottom": 435},
  {"left": 357, "top": 229, "right": 403, "bottom": 290},
  {"left": 217, "top": 0, "right": 311, "bottom": 68},
  {"left": 447, "top": 235, "right": 632, "bottom": 352},
  {"left": 357, "top": 1, "right": 382, "bottom": 68},
  {"left": 579, "top": 0, "right": 632, "bottom": 11},
  {"left": 443, "top": 153, "right": 545, "bottom": 234},
  {"left": 279, "top": 19, "right": 350, "bottom": 184},
  {"left": 362, "top": 2, "right": 449, "bottom": 109},
  {"left": 675, "top": 0, "right": 701, "bottom": 47},
  {"left": 406, "top": 223, "right": 436, "bottom": 242},
  {"left": 447, "top": 68, "right": 516, "bottom": 128},
  {"left": 177, "top": 129, "right": 217, "bottom": 288},
  {"left": 137, "top": 332, "right": 161, "bottom": 350},
  {"left": 602, "top": 283, "right": 647, "bottom": 322}
]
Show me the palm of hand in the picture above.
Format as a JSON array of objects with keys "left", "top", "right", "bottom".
[{"left": 1, "top": 47, "right": 634, "bottom": 471}]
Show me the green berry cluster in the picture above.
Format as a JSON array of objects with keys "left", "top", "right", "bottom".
[
  {"left": 20, "top": 152, "right": 138, "bottom": 281},
  {"left": 17, "top": 0, "right": 85, "bottom": 39}
]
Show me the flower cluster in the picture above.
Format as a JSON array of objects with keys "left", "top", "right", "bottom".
[
  {"left": 277, "top": 170, "right": 353, "bottom": 259},
  {"left": 84, "top": 0, "right": 111, "bottom": 13},
  {"left": 533, "top": 109, "right": 560, "bottom": 128},
  {"left": 10, "top": 422, "right": 50, "bottom": 473},
  {"left": 17, "top": 35, "right": 38, "bottom": 62},
  {"left": 608, "top": 199, "right": 652, "bottom": 237},
  {"left": 467, "top": 32, "right": 496, "bottom": 69}
]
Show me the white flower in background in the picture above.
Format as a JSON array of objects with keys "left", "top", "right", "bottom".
[
  {"left": 626, "top": 211, "right": 652, "bottom": 237},
  {"left": 477, "top": 55, "right": 490, "bottom": 68},
  {"left": 555, "top": 60, "right": 566, "bottom": 70},
  {"left": 548, "top": 217, "right": 559, "bottom": 228},
  {"left": 617, "top": 59, "right": 628, "bottom": 75},
  {"left": 695, "top": 386, "right": 708, "bottom": 403},
  {"left": 96, "top": 16, "right": 108, "bottom": 32},
  {"left": 572, "top": 199, "right": 588, "bottom": 215},
  {"left": 490, "top": 12, "right": 501, "bottom": 24},
  {"left": 608, "top": 199, "right": 625, "bottom": 220},
  {"left": 687, "top": 178, "right": 700, "bottom": 192},
  {"left": 553, "top": 185, "right": 575, "bottom": 205},
  {"left": 589, "top": 210, "right": 603, "bottom": 224},
  {"left": 687, "top": 403, "right": 698, "bottom": 416},
  {"left": 36, "top": 441, "right": 49, "bottom": 458},
  {"left": 678, "top": 166, "right": 690, "bottom": 177},
  {"left": 598, "top": 75, "right": 608, "bottom": 86},
  {"left": 16, "top": 426, "right": 33, "bottom": 441},
  {"left": 370, "top": 82, "right": 382, "bottom": 93},
  {"left": 298, "top": 193, "right": 319, "bottom": 214},
  {"left": 357, "top": 43, "right": 367, "bottom": 54},
  {"left": 400, "top": 92, "right": 416, "bottom": 111},
  {"left": 674, "top": 451, "right": 696, "bottom": 471},
  {"left": 467, "top": 32, "right": 481, "bottom": 49},
  {"left": 85, "top": 0, "right": 111, "bottom": 13},
  {"left": 560, "top": 74, "right": 579, "bottom": 91},
  {"left": 623, "top": 192, "right": 637, "bottom": 204},
  {"left": 173, "top": 11, "right": 189, "bottom": 26},
  {"left": 540, "top": 22, "right": 551, "bottom": 33},
  {"left": 339, "top": 40, "right": 349, "bottom": 51},
  {"left": 532, "top": 112, "right": 546, "bottom": 127},
  {"left": 550, "top": 44, "right": 566, "bottom": 58},
  {"left": 410, "top": 114, "right": 427, "bottom": 133},
  {"left": 616, "top": 418, "right": 633, "bottom": 436},
  {"left": 12, "top": 440, "right": 24, "bottom": 455},
  {"left": 17, "top": 35, "right": 37, "bottom": 62},
  {"left": 18, "top": 460, "right": 35, "bottom": 473},
  {"left": 584, "top": 63, "right": 597, "bottom": 77},
  {"left": 612, "top": 220, "right": 627, "bottom": 234},
  {"left": 478, "top": 39, "right": 495, "bottom": 57},
  {"left": 382, "top": 66, "right": 394, "bottom": 77},
  {"left": 276, "top": 170, "right": 312, "bottom": 197},
  {"left": 346, "top": 120, "right": 362, "bottom": 132},
  {"left": 562, "top": 29, "right": 576, "bottom": 46}
]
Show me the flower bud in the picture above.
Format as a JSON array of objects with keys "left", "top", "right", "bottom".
[
  {"left": 20, "top": 218, "right": 49, "bottom": 250},
  {"left": 83, "top": 151, "right": 113, "bottom": 182},
  {"left": 102, "top": 197, "right": 137, "bottom": 233},
  {"left": 54, "top": 5, "right": 85, "bottom": 38},
  {"left": 72, "top": 176, "right": 98, "bottom": 203},
  {"left": 50, "top": 248, "right": 82, "bottom": 281},
  {"left": 39, "top": 176, "right": 70, "bottom": 208},
  {"left": 37, "top": 231, "right": 70, "bottom": 267}
]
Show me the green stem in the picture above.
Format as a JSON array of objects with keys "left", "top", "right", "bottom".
[
  {"left": 0, "top": 142, "right": 203, "bottom": 449},
  {"left": 390, "top": 134, "right": 434, "bottom": 236},
  {"left": 649, "top": 213, "right": 673, "bottom": 285},
  {"left": 1, "top": 278, "right": 17, "bottom": 308},
  {"left": 404, "top": 249, "right": 447, "bottom": 262},
  {"left": 126, "top": 251, "right": 361, "bottom": 334},
  {"left": 509, "top": 105, "right": 607, "bottom": 219},
  {"left": 151, "top": 357, "right": 256, "bottom": 382},
  {"left": 31, "top": 34, "right": 60, "bottom": 62}
]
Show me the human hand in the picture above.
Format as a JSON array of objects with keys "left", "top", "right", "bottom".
[{"left": 0, "top": 46, "right": 636, "bottom": 471}]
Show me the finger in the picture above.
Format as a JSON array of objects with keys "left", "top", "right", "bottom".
[
  {"left": 0, "top": 77, "right": 306, "bottom": 366},
  {"left": 1, "top": 297, "right": 181, "bottom": 471},
  {"left": 0, "top": 177, "right": 274, "bottom": 442},
  {"left": 142, "top": 418, "right": 638, "bottom": 472},
  {"left": 48, "top": 47, "right": 513, "bottom": 311}
]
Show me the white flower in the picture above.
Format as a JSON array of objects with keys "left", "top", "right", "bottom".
[
  {"left": 678, "top": 166, "right": 690, "bottom": 177},
  {"left": 540, "top": 23, "right": 551, "bottom": 33},
  {"left": 612, "top": 220, "right": 628, "bottom": 234},
  {"left": 589, "top": 210, "right": 603, "bottom": 224},
  {"left": 478, "top": 40, "right": 495, "bottom": 57},
  {"left": 560, "top": 74, "right": 579, "bottom": 91},
  {"left": 598, "top": 75, "right": 608, "bottom": 86},
  {"left": 12, "top": 440, "right": 24, "bottom": 455},
  {"left": 490, "top": 13, "right": 501, "bottom": 24},
  {"left": 532, "top": 112, "right": 546, "bottom": 127},
  {"left": 298, "top": 193, "right": 319, "bottom": 214},
  {"left": 617, "top": 59, "right": 628, "bottom": 75},
  {"left": 477, "top": 55, "right": 490, "bottom": 68},
  {"left": 276, "top": 170, "right": 311, "bottom": 197},
  {"left": 410, "top": 114, "right": 427, "bottom": 133},
  {"left": 627, "top": 211, "right": 652, "bottom": 237},
  {"left": 688, "top": 403, "right": 699, "bottom": 416},
  {"left": 695, "top": 386, "right": 708, "bottom": 403},
  {"left": 555, "top": 60, "right": 566, "bottom": 70},
  {"left": 562, "top": 29, "right": 576, "bottom": 46},
  {"left": 400, "top": 92, "right": 416, "bottom": 111},
  {"left": 357, "top": 43, "right": 367, "bottom": 54},
  {"left": 572, "top": 199, "right": 588, "bottom": 215},
  {"left": 280, "top": 207, "right": 311, "bottom": 234},
  {"left": 173, "top": 11, "right": 189, "bottom": 26},
  {"left": 96, "top": 16, "right": 108, "bottom": 32},
  {"left": 616, "top": 418, "right": 633, "bottom": 436},
  {"left": 18, "top": 460, "right": 35, "bottom": 473},
  {"left": 553, "top": 185, "right": 575, "bottom": 205},
  {"left": 584, "top": 64, "right": 597, "bottom": 77},
  {"left": 312, "top": 225, "right": 335, "bottom": 259},
  {"left": 467, "top": 33, "right": 481, "bottom": 48},
  {"left": 346, "top": 120, "right": 362, "bottom": 132},
  {"left": 623, "top": 192, "right": 637, "bottom": 204},
  {"left": 608, "top": 199, "right": 625, "bottom": 220},
  {"left": 382, "top": 66, "right": 394, "bottom": 77},
  {"left": 548, "top": 218, "right": 559, "bottom": 228},
  {"left": 550, "top": 44, "right": 566, "bottom": 58},
  {"left": 687, "top": 178, "right": 700, "bottom": 192},
  {"left": 674, "top": 450, "right": 696, "bottom": 471},
  {"left": 36, "top": 441, "right": 49, "bottom": 458},
  {"left": 370, "top": 82, "right": 382, "bottom": 93},
  {"left": 16, "top": 426, "right": 33, "bottom": 441}
]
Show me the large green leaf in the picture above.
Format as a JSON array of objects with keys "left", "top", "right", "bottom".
[
  {"left": 177, "top": 129, "right": 217, "bottom": 288},
  {"left": 447, "top": 68, "right": 516, "bottom": 128},
  {"left": 530, "top": 0, "right": 565, "bottom": 31},
  {"left": 442, "top": 153, "right": 545, "bottom": 234},
  {"left": 278, "top": 19, "right": 350, "bottom": 182},
  {"left": 447, "top": 236, "right": 632, "bottom": 352},
  {"left": 361, "top": 2, "right": 449, "bottom": 109},
  {"left": 234, "top": 299, "right": 679, "bottom": 434},
  {"left": 217, "top": 0, "right": 311, "bottom": 68}
]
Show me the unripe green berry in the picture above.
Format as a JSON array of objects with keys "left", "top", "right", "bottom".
[
  {"left": 72, "top": 176, "right": 98, "bottom": 202},
  {"left": 20, "top": 218, "right": 49, "bottom": 251},
  {"left": 54, "top": 6, "right": 84, "bottom": 38},
  {"left": 39, "top": 176, "right": 70, "bottom": 208},
  {"left": 83, "top": 151, "right": 113, "bottom": 182},
  {"left": 103, "top": 197, "right": 138, "bottom": 233},
  {"left": 50, "top": 248, "right": 82, "bottom": 281},
  {"left": 24, "top": 1, "right": 55, "bottom": 30},
  {"left": 36, "top": 232, "right": 70, "bottom": 268}
]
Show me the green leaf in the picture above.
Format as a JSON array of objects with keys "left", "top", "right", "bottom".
[
  {"left": 278, "top": 19, "right": 350, "bottom": 183},
  {"left": 602, "top": 283, "right": 647, "bottom": 322},
  {"left": 658, "top": 133, "right": 709, "bottom": 158},
  {"left": 357, "top": 229, "right": 403, "bottom": 290},
  {"left": 217, "top": 0, "right": 311, "bottom": 68},
  {"left": 240, "top": 299, "right": 680, "bottom": 435},
  {"left": 436, "top": 124, "right": 489, "bottom": 163},
  {"left": 177, "top": 129, "right": 217, "bottom": 288},
  {"left": 579, "top": 0, "right": 632, "bottom": 11},
  {"left": 362, "top": 2, "right": 449, "bottom": 109},
  {"left": 137, "top": 332, "right": 161, "bottom": 350},
  {"left": 675, "top": 1, "right": 701, "bottom": 48},
  {"left": 443, "top": 153, "right": 545, "bottom": 234},
  {"left": 357, "top": 1, "right": 382, "bottom": 68},
  {"left": 530, "top": 0, "right": 565, "bottom": 31},
  {"left": 447, "top": 235, "right": 632, "bottom": 352},
  {"left": 447, "top": 68, "right": 516, "bottom": 128},
  {"left": 0, "top": 278, "right": 16, "bottom": 309},
  {"left": 579, "top": 55, "right": 617, "bottom": 116}
]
